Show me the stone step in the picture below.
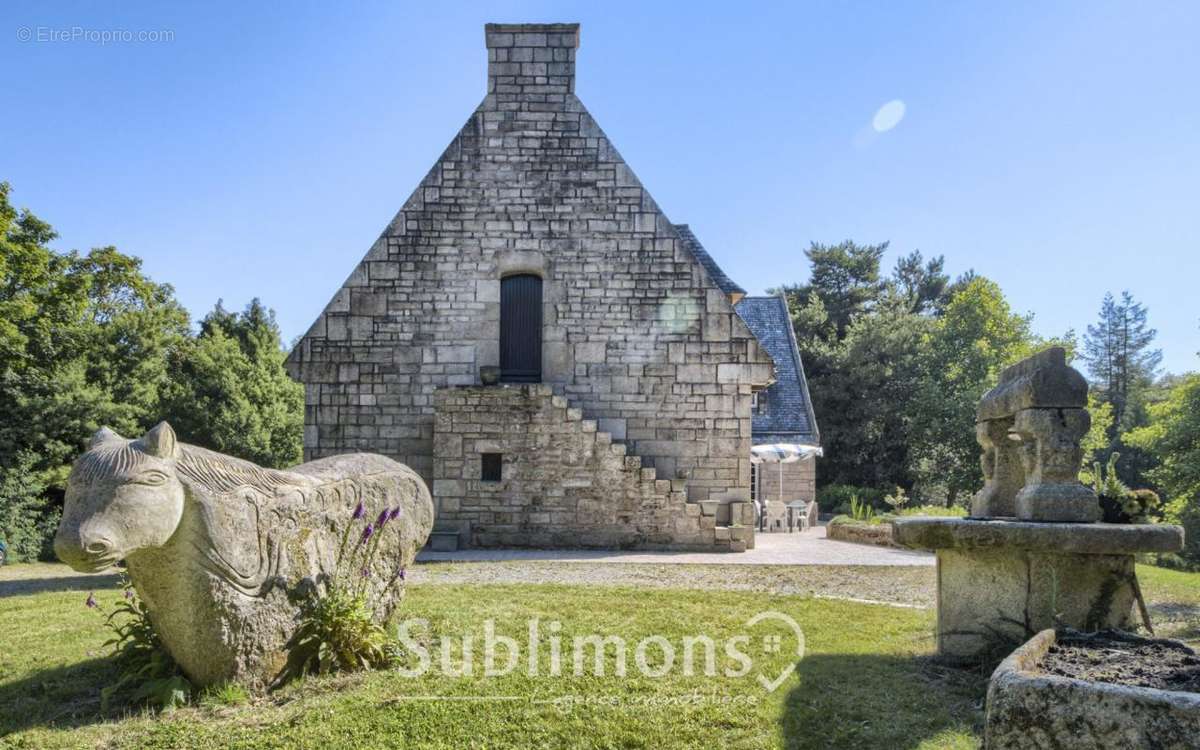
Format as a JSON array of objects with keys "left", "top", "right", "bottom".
[
  {"left": 609, "top": 442, "right": 627, "bottom": 457},
  {"left": 566, "top": 407, "right": 582, "bottom": 421},
  {"left": 427, "top": 530, "right": 460, "bottom": 552}
]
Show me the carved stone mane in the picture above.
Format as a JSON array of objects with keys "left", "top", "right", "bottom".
[{"left": 74, "top": 441, "right": 311, "bottom": 499}]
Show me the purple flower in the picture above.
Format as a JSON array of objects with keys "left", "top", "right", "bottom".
[
  {"left": 359, "top": 524, "right": 374, "bottom": 545},
  {"left": 398, "top": 567, "right": 406, "bottom": 581},
  {"left": 124, "top": 589, "right": 134, "bottom": 600},
  {"left": 360, "top": 567, "right": 370, "bottom": 579},
  {"left": 376, "top": 509, "right": 390, "bottom": 529},
  {"left": 389, "top": 506, "right": 402, "bottom": 522},
  {"left": 85, "top": 592, "right": 97, "bottom": 609},
  {"left": 351, "top": 501, "right": 365, "bottom": 520}
]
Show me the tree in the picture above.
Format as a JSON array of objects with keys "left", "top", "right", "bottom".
[
  {"left": 162, "top": 299, "right": 303, "bottom": 468},
  {"left": 804, "top": 298, "right": 931, "bottom": 488},
  {"left": 777, "top": 242, "right": 948, "bottom": 493},
  {"left": 891, "top": 250, "right": 949, "bottom": 315},
  {"left": 0, "top": 452, "right": 54, "bottom": 562},
  {"left": 1125, "top": 373, "right": 1200, "bottom": 565},
  {"left": 1080, "top": 392, "right": 1114, "bottom": 482},
  {"left": 0, "top": 183, "right": 190, "bottom": 486},
  {"left": 906, "top": 277, "right": 1041, "bottom": 503},
  {"left": 777, "top": 241, "right": 888, "bottom": 341},
  {"left": 1083, "top": 291, "right": 1162, "bottom": 436}
]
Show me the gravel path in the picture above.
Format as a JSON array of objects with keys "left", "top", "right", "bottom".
[
  {"left": 1, "top": 560, "right": 937, "bottom": 608},
  {"left": 411, "top": 561, "right": 937, "bottom": 608},
  {"left": 419, "top": 525, "right": 935, "bottom": 567}
]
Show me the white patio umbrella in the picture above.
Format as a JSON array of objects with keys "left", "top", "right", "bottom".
[{"left": 750, "top": 443, "right": 823, "bottom": 505}]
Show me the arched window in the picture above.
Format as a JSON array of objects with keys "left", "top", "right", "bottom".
[{"left": 500, "top": 274, "right": 542, "bottom": 382}]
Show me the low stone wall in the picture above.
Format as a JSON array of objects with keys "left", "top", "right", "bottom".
[
  {"left": 986, "top": 629, "right": 1200, "bottom": 749},
  {"left": 826, "top": 521, "right": 897, "bottom": 548},
  {"left": 432, "top": 384, "right": 753, "bottom": 550}
]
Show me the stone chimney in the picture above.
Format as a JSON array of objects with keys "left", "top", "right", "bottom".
[{"left": 485, "top": 23, "right": 579, "bottom": 96}]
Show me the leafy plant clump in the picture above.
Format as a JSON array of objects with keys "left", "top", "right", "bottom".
[
  {"left": 89, "top": 579, "right": 192, "bottom": 711},
  {"left": 894, "top": 504, "right": 968, "bottom": 518},
  {"left": 848, "top": 494, "right": 876, "bottom": 522},
  {"left": 278, "top": 501, "right": 408, "bottom": 685},
  {"left": 1092, "top": 453, "right": 1160, "bottom": 524},
  {"left": 819, "top": 484, "right": 885, "bottom": 515},
  {"left": 883, "top": 486, "right": 910, "bottom": 511}
]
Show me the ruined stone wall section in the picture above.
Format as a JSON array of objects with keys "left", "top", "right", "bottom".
[
  {"left": 286, "top": 29, "right": 774, "bottom": 510},
  {"left": 433, "top": 385, "right": 753, "bottom": 550}
]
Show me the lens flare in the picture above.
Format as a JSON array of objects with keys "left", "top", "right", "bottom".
[{"left": 872, "top": 100, "right": 906, "bottom": 133}]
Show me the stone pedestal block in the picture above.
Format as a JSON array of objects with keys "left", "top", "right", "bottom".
[{"left": 894, "top": 518, "right": 1184, "bottom": 662}]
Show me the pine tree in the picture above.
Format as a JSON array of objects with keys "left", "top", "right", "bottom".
[{"left": 1083, "top": 291, "right": 1162, "bottom": 436}]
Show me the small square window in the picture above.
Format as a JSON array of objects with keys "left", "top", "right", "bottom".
[
  {"left": 481, "top": 453, "right": 503, "bottom": 482},
  {"left": 753, "top": 391, "right": 767, "bottom": 415}
]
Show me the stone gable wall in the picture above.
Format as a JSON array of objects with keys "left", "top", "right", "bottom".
[{"left": 287, "top": 25, "right": 774, "bottom": 531}]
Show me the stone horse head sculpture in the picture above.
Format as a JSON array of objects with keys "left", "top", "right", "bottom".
[{"left": 55, "top": 422, "right": 434, "bottom": 687}]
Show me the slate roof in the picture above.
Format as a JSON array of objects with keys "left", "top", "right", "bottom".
[
  {"left": 673, "top": 224, "right": 746, "bottom": 298},
  {"left": 734, "top": 294, "right": 820, "bottom": 445}
]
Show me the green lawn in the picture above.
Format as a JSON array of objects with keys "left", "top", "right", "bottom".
[
  {"left": 0, "top": 565, "right": 983, "bottom": 749},
  {"left": 1, "top": 562, "right": 1196, "bottom": 749}
]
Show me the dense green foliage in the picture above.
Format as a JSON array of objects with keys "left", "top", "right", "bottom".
[
  {"left": 0, "top": 182, "right": 302, "bottom": 561},
  {"left": 1126, "top": 373, "right": 1200, "bottom": 565},
  {"left": 778, "top": 243, "right": 1056, "bottom": 504},
  {"left": 161, "top": 300, "right": 303, "bottom": 468},
  {"left": 0, "top": 453, "right": 53, "bottom": 561},
  {"left": 779, "top": 239, "right": 1191, "bottom": 521}
]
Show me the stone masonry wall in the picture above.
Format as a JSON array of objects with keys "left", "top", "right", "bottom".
[
  {"left": 286, "top": 24, "right": 774, "bottom": 529},
  {"left": 433, "top": 385, "right": 755, "bottom": 550}
]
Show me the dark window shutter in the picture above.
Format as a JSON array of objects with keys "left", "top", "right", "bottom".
[{"left": 500, "top": 275, "right": 543, "bottom": 382}]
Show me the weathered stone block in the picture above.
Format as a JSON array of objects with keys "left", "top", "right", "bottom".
[
  {"left": 985, "top": 629, "right": 1200, "bottom": 749},
  {"left": 894, "top": 518, "right": 1184, "bottom": 662}
]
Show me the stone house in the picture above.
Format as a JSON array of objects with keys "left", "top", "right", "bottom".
[{"left": 286, "top": 23, "right": 819, "bottom": 551}]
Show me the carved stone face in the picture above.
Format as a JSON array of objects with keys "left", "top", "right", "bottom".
[{"left": 54, "top": 422, "right": 186, "bottom": 572}]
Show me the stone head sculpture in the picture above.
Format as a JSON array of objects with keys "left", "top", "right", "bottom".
[
  {"left": 971, "top": 347, "right": 1099, "bottom": 522},
  {"left": 55, "top": 422, "right": 186, "bottom": 572}
]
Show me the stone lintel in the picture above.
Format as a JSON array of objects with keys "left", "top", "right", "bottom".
[
  {"left": 976, "top": 346, "right": 1087, "bottom": 421},
  {"left": 893, "top": 517, "right": 1183, "bottom": 555}
]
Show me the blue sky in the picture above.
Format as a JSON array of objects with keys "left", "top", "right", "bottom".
[{"left": 3, "top": 1, "right": 1198, "bottom": 374}]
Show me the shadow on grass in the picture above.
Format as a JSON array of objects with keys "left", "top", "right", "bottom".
[
  {"left": 781, "top": 652, "right": 988, "bottom": 749},
  {"left": 0, "top": 573, "right": 122, "bottom": 598},
  {"left": 0, "top": 656, "right": 121, "bottom": 736},
  {"left": 1150, "top": 601, "right": 1200, "bottom": 643}
]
